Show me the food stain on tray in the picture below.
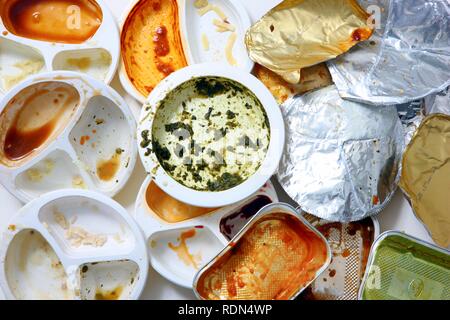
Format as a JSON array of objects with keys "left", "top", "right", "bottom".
[
  {"left": 0, "top": 82, "right": 80, "bottom": 165},
  {"left": 195, "top": 212, "right": 329, "bottom": 300},
  {"left": 168, "top": 229, "right": 201, "bottom": 269},
  {"left": 95, "top": 286, "right": 123, "bottom": 300},
  {"left": 96, "top": 152, "right": 121, "bottom": 182},
  {"left": 220, "top": 195, "right": 272, "bottom": 240},
  {"left": 121, "top": 0, "right": 187, "bottom": 97},
  {"left": 299, "top": 216, "right": 375, "bottom": 300},
  {"left": 1, "top": 0, "right": 103, "bottom": 44},
  {"left": 145, "top": 181, "right": 217, "bottom": 223}
]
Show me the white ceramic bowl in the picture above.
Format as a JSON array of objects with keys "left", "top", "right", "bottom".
[{"left": 137, "top": 63, "right": 285, "bottom": 208}]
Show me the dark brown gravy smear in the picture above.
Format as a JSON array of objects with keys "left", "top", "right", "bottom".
[
  {"left": 1, "top": 83, "right": 80, "bottom": 161},
  {"left": 1, "top": 0, "right": 102, "bottom": 44},
  {"left": 196, "top": 212, "right": 328, "bottom": 300},
  {"left": 220, "top": 196, "right": 273, "bottom": 240}
]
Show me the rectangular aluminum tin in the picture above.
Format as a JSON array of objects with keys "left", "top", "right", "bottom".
[
  {"left": 359, "top": 231, "right": 450, "bottom": 300},
  {"left": 192, "top": 202, "right": 332, "bottom": 300},
  {"left": 299, "top": 209, "right": 380, "bottom": 300}
]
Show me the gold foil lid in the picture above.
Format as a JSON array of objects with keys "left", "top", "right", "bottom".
[
  {"left": 400, "top": 114, "right": 450, "bottom": 248},
  {"left": 245, "top": 0, "right": 373, "bottom": 84}
]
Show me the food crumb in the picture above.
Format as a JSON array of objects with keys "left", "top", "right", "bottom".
[{"left": 201, "top": 33, "right": 209, "bottom": 51}]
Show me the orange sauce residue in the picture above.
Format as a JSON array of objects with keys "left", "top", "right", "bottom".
[
  {"left": 1, "top": 0, "right": 103, "bottom": 44},
  {"left": 196, "top": 213, "right": 329, "bottom": 300},
  {"left": 146, "top": 182, "right": 217, "bottom": 223},
  {"left": 121, "top": 0, "right": 187, "bottom": 97},
  {"left": 79, "top": 135, "right": 90, "bottom": 145},
  {"left": 96, "top": 153, "right": 120, "bottom": 181},
  {"left": 168, "top": 229, "right": 200, "bottom": 269}
]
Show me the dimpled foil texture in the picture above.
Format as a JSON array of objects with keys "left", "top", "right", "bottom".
[
  {"left": 328, "top": 0, "right": 450, "bottom": 105},
  {"left": 277, "top": 85, "right": 404, "bottom": 222}
]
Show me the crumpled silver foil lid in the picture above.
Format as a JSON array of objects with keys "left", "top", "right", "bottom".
[
  {"left": 425, "top": 86, "right": 450, "bottom": 115},
  {"left": 277, "top": 85, "right": 404, "bottom": 222},
  {"left": 328, "top": 0, "right": 450, "bottom": 105},
  {"left": 396, "top": 100, "right": 425, "bottom": 146}
]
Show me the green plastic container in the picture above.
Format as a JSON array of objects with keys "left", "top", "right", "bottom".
[{"left": 359, "top": 231, "right": 450, "bottom": 300}]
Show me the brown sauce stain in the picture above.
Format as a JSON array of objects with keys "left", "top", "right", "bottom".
[
  {"left": 4, "top": 119, "right": 55, "bottom": 160},
  {"left": 146, "top": 181, "right": 216, "bottom": 223},
  {"left": 95, "top": 286, "right": 123, "bottom": 300},
  {"left": 2, "top": 84, "right": 79, "bottom": 161},
  {"left": 96, "top": 153, "right": 120, "bottom": 181},
  {"left": 168, "top": 229, "right": 199, "bottom": 269},
  {"left": 196, "top": 213, "right": 329, "bottom": 300},
  {"left": 1, "top": 0, "right": 103, "bottom": 44}
]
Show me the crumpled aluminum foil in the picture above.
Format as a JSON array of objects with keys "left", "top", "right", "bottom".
[
  {"left": 396, "top": 100, "right": 425, "bottom": 146},
  {"left": 425, "top": 86, "right": 450, "bottom": 115},
  {"left": 277, "top": 85, "right": 404, "bottom": 222},
  {"left": 328, "top": 0, "right": 450, "bottom": 105}
]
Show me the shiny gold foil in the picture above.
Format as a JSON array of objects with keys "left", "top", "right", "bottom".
[
  {"left": 245, "top": 0, "right": 373, "bottom": 84},
  {"left": 399, "top": 114, "right": 450, "bottom": 248}
]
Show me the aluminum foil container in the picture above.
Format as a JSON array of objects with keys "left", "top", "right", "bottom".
[
  {"left": 425, "top": 86, "right": 450, "bottom": 115},
  {"left": 328, "top": 0, "right": 450, "bottom": 105},
  {"left": 277, "top": 85, "right": 404, "bottom": 222},
  {"left": 396, "top": 100, "right": 425, "bottom": 146},
  {"left": 245, "top": 0, "right": 373, "bottom": 84}
]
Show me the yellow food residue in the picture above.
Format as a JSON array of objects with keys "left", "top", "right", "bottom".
[
  {"left": 95, "top": 286, "right": 123, "bottom": 300},
  {"left": 213, "top": 19, "right": 235, "bottom": 33},
  {"left": 66, "top": 57, "right": 92, "bottom": 71},
  {"left": 168, "top": 229, "right": 201, "bottom": 269},
  {"left": 226, "top": 32, "right": 237, "bottom": 66},
  {"left": 3, "top": 59, "right": 45, "bottom": 90},
  {"left": 201, "top": 33, "right": 209, "bottom": 51}
]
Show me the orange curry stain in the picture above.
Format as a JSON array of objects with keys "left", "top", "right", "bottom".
[
  {"left": 168, "top": 229, "right": 200, "bottom": 269},
  {"left": 196, "top": 213, "right": 329, "bottom": 300},
  {"left": 80, "top": 135, "right": 90, "bottom": 145},
  {"left": 121, "top": 0, "right": 187, "bottom": 97},
  {"left": 96, "top": 153, "right": 120, "bottom": 181},
  {"left": 146, "top": 181, "right": 217, "bottom": 223}
]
